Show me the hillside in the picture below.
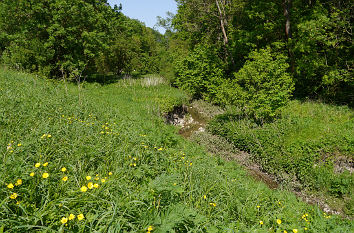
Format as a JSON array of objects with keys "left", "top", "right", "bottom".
[{"left": 0, "top": 68, "right": 353, "bottom": 232}]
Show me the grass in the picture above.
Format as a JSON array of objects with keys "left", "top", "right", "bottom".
[
  {"left": 0, "top": 68, "right": 353, "bottom": 232},
  {"left": 208, "top": 100, "right": 354, "bottom": 216}
]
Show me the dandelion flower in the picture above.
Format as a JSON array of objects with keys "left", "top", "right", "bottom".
[
  {"left": 7, "top": 183, "right": 14, "bottom": 189},
  {"left": 109, "top": 172, "right": 113, "bottom": 176},
  {"left": 276, "top": 219, "right": 282, "bottom": 225},
  {"left": 15, "top": 179, "right": 22, "bottom": 186},
  {"left": 86, "top": 176, "right": 91, "bottom": 181},
  {"left": 94, "top": 183, "right": 99, "bottom": 188},
  {"left": 87, "top": 182, "right": 94, "bottom": 189},
  {"left": 42, "top": 173, "right": 49, "bottom": 179},
  {"left": 61, "top": 167, "right": 67, "bottom": 172},
  {"left": 68, "top": 214, "right": 75, "bottom": 220},
  {"left": 35, "top": 163, "right": 41, "bottom": 168},
  {"left": 81, "top": 186, "right": 88, "bottom": 192},
  {"left": 259, "top": 221, "right": 263, "bottom": 225},
  {"left": 10, "top": 193, "right": 18, "bottom": 199},
  {"left": 43, "top": 162, "right": 48, "bottom": 167},
  {"left": 62, "top": 176, "right": 68, "bottom": 182},
  {"left": 30, "top": 172, "right": 35, "bottom": 177},
  {"left": 61, "top": 217, "right": 68, "bottom": 224},
  {"left": 77, "top": 214, "right": 84, "bottom": 221}
]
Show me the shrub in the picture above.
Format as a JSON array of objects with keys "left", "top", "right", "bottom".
[{"left": 229, "top": 47, "right": 294, "bottom": 121}]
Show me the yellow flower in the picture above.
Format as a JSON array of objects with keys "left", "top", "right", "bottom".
[
  {"left": 81, "top": 186, "right": 88, "bottom": 192},
  {"left": 158, "top": 148, "right": 163, "bottom": 151},
  {"left": 42, "top": 173, "right": 49, "bottom": 179},
  {"left": 108, "top": 172, "right": 113, "bottom": 176},
  {"left": 30, "top": 172, "right": 35, "bottom": 177},
  {"left": 68, "top": 214, "right": 75, "bottom": 220},
  {"left": 35, "top": 163, "right": 41, "bottom": 168},
  {"left": 257, "top": 205, "right": 261, "bottom": 208},
  {"left": 147, "top": 225, "right": 153, "bottom": 231},
  {"left": 87, "top": 182, "right": 94, "bottom": 189},
  {"left": 284, "top": 231, "right": 288, "bottom": 233},
  {"left": 7, "top": 183, "right": 14, "bottom": 189},
  {"left": 10, "top": 193, "right": 18, "bottom": 199},
  {"left": 259, "top": 221, "right": 264, "bottom": 225},
  {"left": 60, "top": 217, "right": 68, "bottom": 224},
  {"left": 15, "top": 179, "right": 22, "bottom": 186},
  {"left": 101, "top": 179, "right": 106, "bottom": 183},
  {"left": 94, "top": 177, "right": 99, "bottom": 181},
  {"left": 17, "top": 143, "right": 22, "bottom": 147},
  {"left": 304, "top": 227, "right": 308, "bottom": 231},
  {"left": 276, "top": 219, "right": 282, "bottom": 225},
  {"left": 209, "top": 202, "right": 216, "bottom": 207},
  {"left": 94, "top": 183, "right": 99, "bottom": 188},
  {"left": 43, "top": 162, "right": 48, "bottom": 167},
  {"left": 86, "top": 176, "right": 91, "bottom": 181},
  {"left": 203, "top": 195, "right": 207, "bottom": 200},
  {"left": 77, "top": 214, "right": 84, "bottom": 221},
  {"left": 293, "top": 229, "right": 298, "bottom": 233},
  {"left": 61, "top": 167, "right": 67, "bottom": 172},
  {"left": 47, "top": 134, "right": 52, "bottom": 138},
  {"left": 62, "top": 176, "right": 68, "bottom": 182}
]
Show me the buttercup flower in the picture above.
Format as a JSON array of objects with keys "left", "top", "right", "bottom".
[
  {"left": 30, "top": 172, "right": 35, "bottom": 177},
  {"left": 277, "top": 219, "right": 282, "bottom": 225},
  {"left": 86, "top": 176, "right": 91, "bottom": 181},
  {"left": 42, "top": 173, "right": 49, "bottom": 179},
  {"left": 147, "top": 225, "right": 153, "bottom": 232},
  {"left": 87, "top": 182, "right": 94, "bottom": 189},
  {"left": 61, "top": 217, "right": 68, "bottom": 224},
  {"left": 10, "top": 193, "right": 18, "bottom": 199},
  {"left": 35, "top": 163, "right": 41, "bottom": 168},
  {"left": 7, "top": 183, "right": 14, "bottom": 189},
  {"left": 62, "top": 176, "right": 68, "bottom": 182},
  {"left": 101, "top": 179, "right": 106, "bottom": 183},
  {"left": 81, "top": 186, "right": 88, "bottom": 192},
  {"left": 69, "top": 214, "right": 75, "bottom": 220},
  {"left": 15, "top": 179, "right": 22, "bottom": 186},
  {"left": 61, "top": 167, "right": 67, "bottom": 172},
  {"left": 293, "top": 229, "right": 298, "bottom": 233},
  {"left": 77, "top": 214, "right": 84, "bottom": 221},
  {"left": 43, "top": 162, "right": 48, "bottom": 167},
  {"left": 109, "top": 172, "right": 113, "bottom": 176},
  {"left": 94, "top": 183, "right": 99, "bottom": 188},
  {"left": 259, "top": 221, "right": 263, "bottom": 225}
]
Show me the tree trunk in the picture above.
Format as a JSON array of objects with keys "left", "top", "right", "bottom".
[{"left": 284, "top": 0, "right": 295, "bottom": 73}]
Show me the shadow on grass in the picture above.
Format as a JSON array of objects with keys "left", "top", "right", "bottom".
[{"left": 85, "top": 73, "right": 141, "bottom": 85}]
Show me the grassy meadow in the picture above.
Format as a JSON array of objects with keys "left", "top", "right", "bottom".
[{"left": 0, "top": 68, "right": 353, "bottom": 232}]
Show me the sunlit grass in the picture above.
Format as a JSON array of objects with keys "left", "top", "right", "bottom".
[{"left": 0, "top": 68, "right": 353, "bottom": 232}]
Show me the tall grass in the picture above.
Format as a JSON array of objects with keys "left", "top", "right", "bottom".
[{"left": 0, "top": 69, "right": 353, "bottom": 232}]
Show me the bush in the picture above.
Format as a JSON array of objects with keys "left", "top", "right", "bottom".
[
  {"left": 174, "top": 45, "right": 224, "bottom": 99},
  {"left": 227, "top": 47, "right": 294, "bottom": 121}
]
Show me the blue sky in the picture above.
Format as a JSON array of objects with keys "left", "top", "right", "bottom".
[{"left": 107, "top": 0, "right": 177, "bottom": 33}]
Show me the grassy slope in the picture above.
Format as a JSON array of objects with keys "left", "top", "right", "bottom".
[
  {"left": 0, "top": 69, "right": 353, "bottom": 232},
  {"left": 208, "top": 100, "right": 354, "bottom": 215}
]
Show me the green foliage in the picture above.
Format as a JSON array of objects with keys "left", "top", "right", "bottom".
[
  {"left": 174, "top": 45, "right": 224, "bottom": 99},
  {"left": 1, "top": 69, "right": 353, "bottom": 231},
  {"left": 0, "top": 0, "right": 164, "bottom": 79},
  {"left": 230, "top": 47, "right": 294, "bottom": 120},
  {"left": 208, "top": 100, "right": 354, "bottom": 214}
]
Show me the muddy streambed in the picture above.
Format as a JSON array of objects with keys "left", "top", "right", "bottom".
[
  {"left": 165, "top": 105, "right": 279, "bottom": 189},
  {"left": 165, "top": 104, "right": 345, "bottom": 216}
]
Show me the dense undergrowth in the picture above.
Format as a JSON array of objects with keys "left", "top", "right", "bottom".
[
  {"left": 208, "top": 101, "right": 354, "bottom": 216},
  {"left": 1, "top": 69, "right": 353, "bottom": 232}
]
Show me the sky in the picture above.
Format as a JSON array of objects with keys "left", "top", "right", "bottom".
[{"left": 107, "top": 0, "right": 177, "bottom": 33}]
